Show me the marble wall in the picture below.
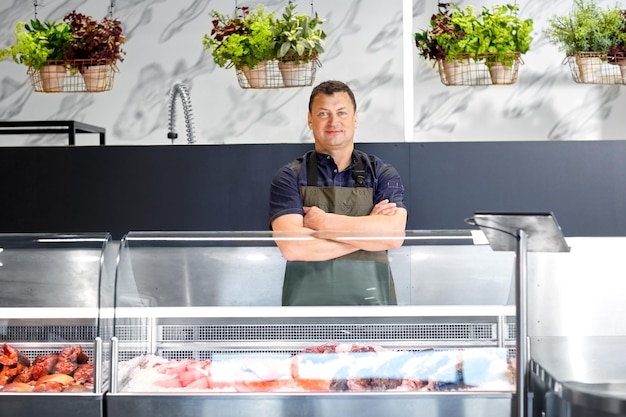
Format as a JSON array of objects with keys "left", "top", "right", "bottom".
[{"left": 1, "top": 0, "right": 625, "bottom": 145}]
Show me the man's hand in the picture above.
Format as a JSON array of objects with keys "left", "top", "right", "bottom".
[
  {"left": 303, "top": 206, "right": 326, "bottom": 230},
  {"left": 304, "top": 199, "right": 399, "bottom": 231},
  {"left": 370, "top": 199, "right": 398, "bottom": 216}
]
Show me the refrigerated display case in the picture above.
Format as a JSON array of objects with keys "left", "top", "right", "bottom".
[
  {"left": 107, "top": 230, "right": 520, "bottom": 417},
  {"left": 0, "top": 233, "right": 116, "bottom": 417}
]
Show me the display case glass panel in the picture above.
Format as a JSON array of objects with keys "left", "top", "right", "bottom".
[
  {"left": 0, "top": 232, "right": 115, "bottom": 402},
  {"left": 111, "top": 230, "right": 516, "bottom": 405}
]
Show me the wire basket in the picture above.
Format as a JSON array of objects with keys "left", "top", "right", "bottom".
[
  {"left": 235, "top": 57, "right": 320, "bottom": 89},
  {"left": 28, "top": 59, "right": 118, "bottom": 93},
  {"left": 436, "top": 52, "right": 522, "bottom": 86},
  {"left": 566, "top": 52, "right": 625, "bottom": 85}
]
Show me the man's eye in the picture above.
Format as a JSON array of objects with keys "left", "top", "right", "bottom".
[
  {"left": 318, "top": 112, "right": 328, "bottom": 118},
  {"left": 338, "top": 111, "right": 348, "bottom": 117}
]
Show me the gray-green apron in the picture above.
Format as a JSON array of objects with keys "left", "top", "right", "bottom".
[{"left": 281, "top": 152, "right": 397, "bottom": 306}]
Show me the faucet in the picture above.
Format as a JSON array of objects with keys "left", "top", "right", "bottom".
[{"left": 167, "top": 82, "right": 196, "bottom": 144}]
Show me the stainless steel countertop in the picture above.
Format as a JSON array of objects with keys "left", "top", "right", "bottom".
[{"left": 531, "top": 336, "right": 626, "bottom": 415}]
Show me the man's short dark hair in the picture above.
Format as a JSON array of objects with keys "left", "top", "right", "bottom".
[{"left": 308, "top": 80, "right": 357, "bottom": 113}]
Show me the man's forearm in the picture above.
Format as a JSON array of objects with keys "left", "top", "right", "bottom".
[
  {"left": 274, "top": 233, "right": 359, "bottom": 261},
  {"left": 308, "top": 209, "right": 407, "bottom": 251}
]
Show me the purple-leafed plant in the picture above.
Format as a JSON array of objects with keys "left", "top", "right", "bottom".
[
  {"left": 608, "top": 9, "right": 626, "bottom": 63},
  {"left": 414, "top": 2, "right": 463, "bottom": 62},
  {"left": 63, "top": 10, "right": 125, "bottom": 66}
]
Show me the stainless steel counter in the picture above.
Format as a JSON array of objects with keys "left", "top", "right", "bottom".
[{"left": 530, "top": 337, "right": 626, "bottom": 417}]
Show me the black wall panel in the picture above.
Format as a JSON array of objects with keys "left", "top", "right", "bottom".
[{"left": 0, "top": 142, "right": 624, "bottom": 239}]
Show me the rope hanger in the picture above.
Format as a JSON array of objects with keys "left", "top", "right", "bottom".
[
  {"left": 108, "top": 0, "right": 117, "bottom": 19},
  {"left": 32, "top": 0, "right": 118, "bottom": 19},
  {"left": 234, "top": 0, "right": 316, "bottom": 16}
]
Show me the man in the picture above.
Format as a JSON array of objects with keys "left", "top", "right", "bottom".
[{"left": 269, "top": 80, "right": 407, "bottom": 306}]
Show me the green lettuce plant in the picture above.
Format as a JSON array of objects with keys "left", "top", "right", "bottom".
[
  {"left": 0, "top": 19, "right": 73, "bottom": 70},
  {"left": 414, "top": 3, "right": 483, "bottom": 62},
  {"left": 272, "top": 2, "right": 326, "bottom": 63},
  {"left": 478, "top": 4, "right": 533, "bottom": 67},
  {"left": 545, "top": 0, "right": 626, "bottom": 54},
  {"left": 438, "top": 4, "right": 483, "bottom": 61},
  {"left": 202, "top": 5, "right": 275, "bottom": 69}
]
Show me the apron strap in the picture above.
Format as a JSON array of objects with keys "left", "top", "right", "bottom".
[
  {"left": 351, "top": 156, "right": 366, "bottom": 187},
  {"left": 307, "top": 151, "right": 317, "bottom": 186},
  {"left": 307, "top": 151, "right": 366, "bottom": 187}
]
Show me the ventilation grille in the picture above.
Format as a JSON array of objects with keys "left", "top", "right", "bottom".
[
  {"left": 115, "top": 320, "right": 517, "bottom": 362},
  {"left": 1, "top": 325, "right": 97, "bottom": 342},
  {"left": 159, "top": 323, "right": 497, "bottom": 343}
]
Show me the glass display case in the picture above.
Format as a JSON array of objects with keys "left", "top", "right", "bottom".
[
  {"left": 108, "top": 230, "right": 518, "bottom": 417},
  {"left": 0, "top": 233, "right": 116, "bottom": 417}
]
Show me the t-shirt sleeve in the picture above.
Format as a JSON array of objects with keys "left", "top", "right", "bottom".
[
  {"left": 269, "top": 164, "right": 304, "bottom": 226},
  {"left": 374, "top": 161, "right": 407, "bottom": 210}
]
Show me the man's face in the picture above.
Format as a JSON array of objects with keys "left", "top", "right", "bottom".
[{"left": 308, "top": 92, "right": 357, "bottom": 153}]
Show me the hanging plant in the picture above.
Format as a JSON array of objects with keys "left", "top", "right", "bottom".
[
  {"left": 414, "top": 3, "right": 459, "bottom": 62},
  {"left": 202, "top": 5, "right": 275, "bottom": 70},
  {"left": 0, "top": 7, "right": 126, "bottom": 93},
  {"left": 202, "top": 3, "right": 326, "bottom": 89},
  {"left": 0, "top": 19, "right": 73, "bottom": 92},
  {"left": 271, "top": 2, "right": 326, "bottom": 87},
  {"left": 545, "top": 0, "right": 626, "bottom": 84},
  {"left": 63, "top": 10, "right": 126, "bottom": 92},
  {"left": 545, "top": 0, "right": 625, "bottom": 55},
  {"left": 414, "top": 2, "right": 533, "bottom": 86},
  {"left": 202, "top": 5, "right": 275, "bottom": 88},
  {"left": 0, "top": 19, "right": 73, "bottom": 71},
  {"left": 273, "top": 2, "right": 326, "bottom": 63},
  {"left": 63, "top": 11, "right": 125, "bottom": 65}
]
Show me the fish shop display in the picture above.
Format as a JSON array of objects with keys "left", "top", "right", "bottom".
[
  {"left": 118, "top": 342, "right": 514, "bottom": 393},
  {"left": 0, "top": 343, "right": 94, "bottom": 392}
]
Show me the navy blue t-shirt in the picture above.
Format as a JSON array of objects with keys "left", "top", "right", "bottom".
[{"left": 269, "top": 149, "right": 406, "bottom": 225}]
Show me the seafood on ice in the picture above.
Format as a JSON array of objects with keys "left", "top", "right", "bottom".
[
  {"left": 0, "top": 343, "right": 94, "bottom": 393},
  {"left": 119, "top": 342, "right": 515, "bottom": 393}
]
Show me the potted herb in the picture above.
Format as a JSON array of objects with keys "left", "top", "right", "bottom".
[
  {"left": 478, "top": 4, "right": 533, "bottom": 84},
  {"left": 202, "top": 5, "right": 275, "bottom": 88},
  {"left": 545, "top": 0, "right": 626, "bottom": 83},
  {"left": 63, "top": 10, "right": 126, "bottom": 92},
  {"left": 0, "top": 19, "right": 73, "bottom": 92},
  {"left": 272, "top": 2, "right": 326, "bottom": 87},
  {"left": 414, "top": 3, "right": 482, "bottom": 85},
  {"left": 414, "top": 3, "right": 457, "bottom": 62},
  {"left": 415, "top": 2, "right": 532, "bottom": 85}
]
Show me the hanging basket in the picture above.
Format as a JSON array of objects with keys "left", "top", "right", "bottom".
[
  {"left": 565, "top": 52, "right": 624, "bottom": 85},
  {"left": 234, "top": 56, "right": 321, "bottom": 89},
  {"left": 28, "top": 59, "right": 119, "bottom": 93},
  {"left": 436, "top": 52, "right": 522, "bottom": 86}
]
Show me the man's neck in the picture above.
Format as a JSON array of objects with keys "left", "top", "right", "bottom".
[{"left": 316, "top": 146, "right": 354, "bottom": 172}]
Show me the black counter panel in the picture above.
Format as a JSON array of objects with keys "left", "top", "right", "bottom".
[{"left": 0, "top": 141, "right": 623, "bottom": 239}]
